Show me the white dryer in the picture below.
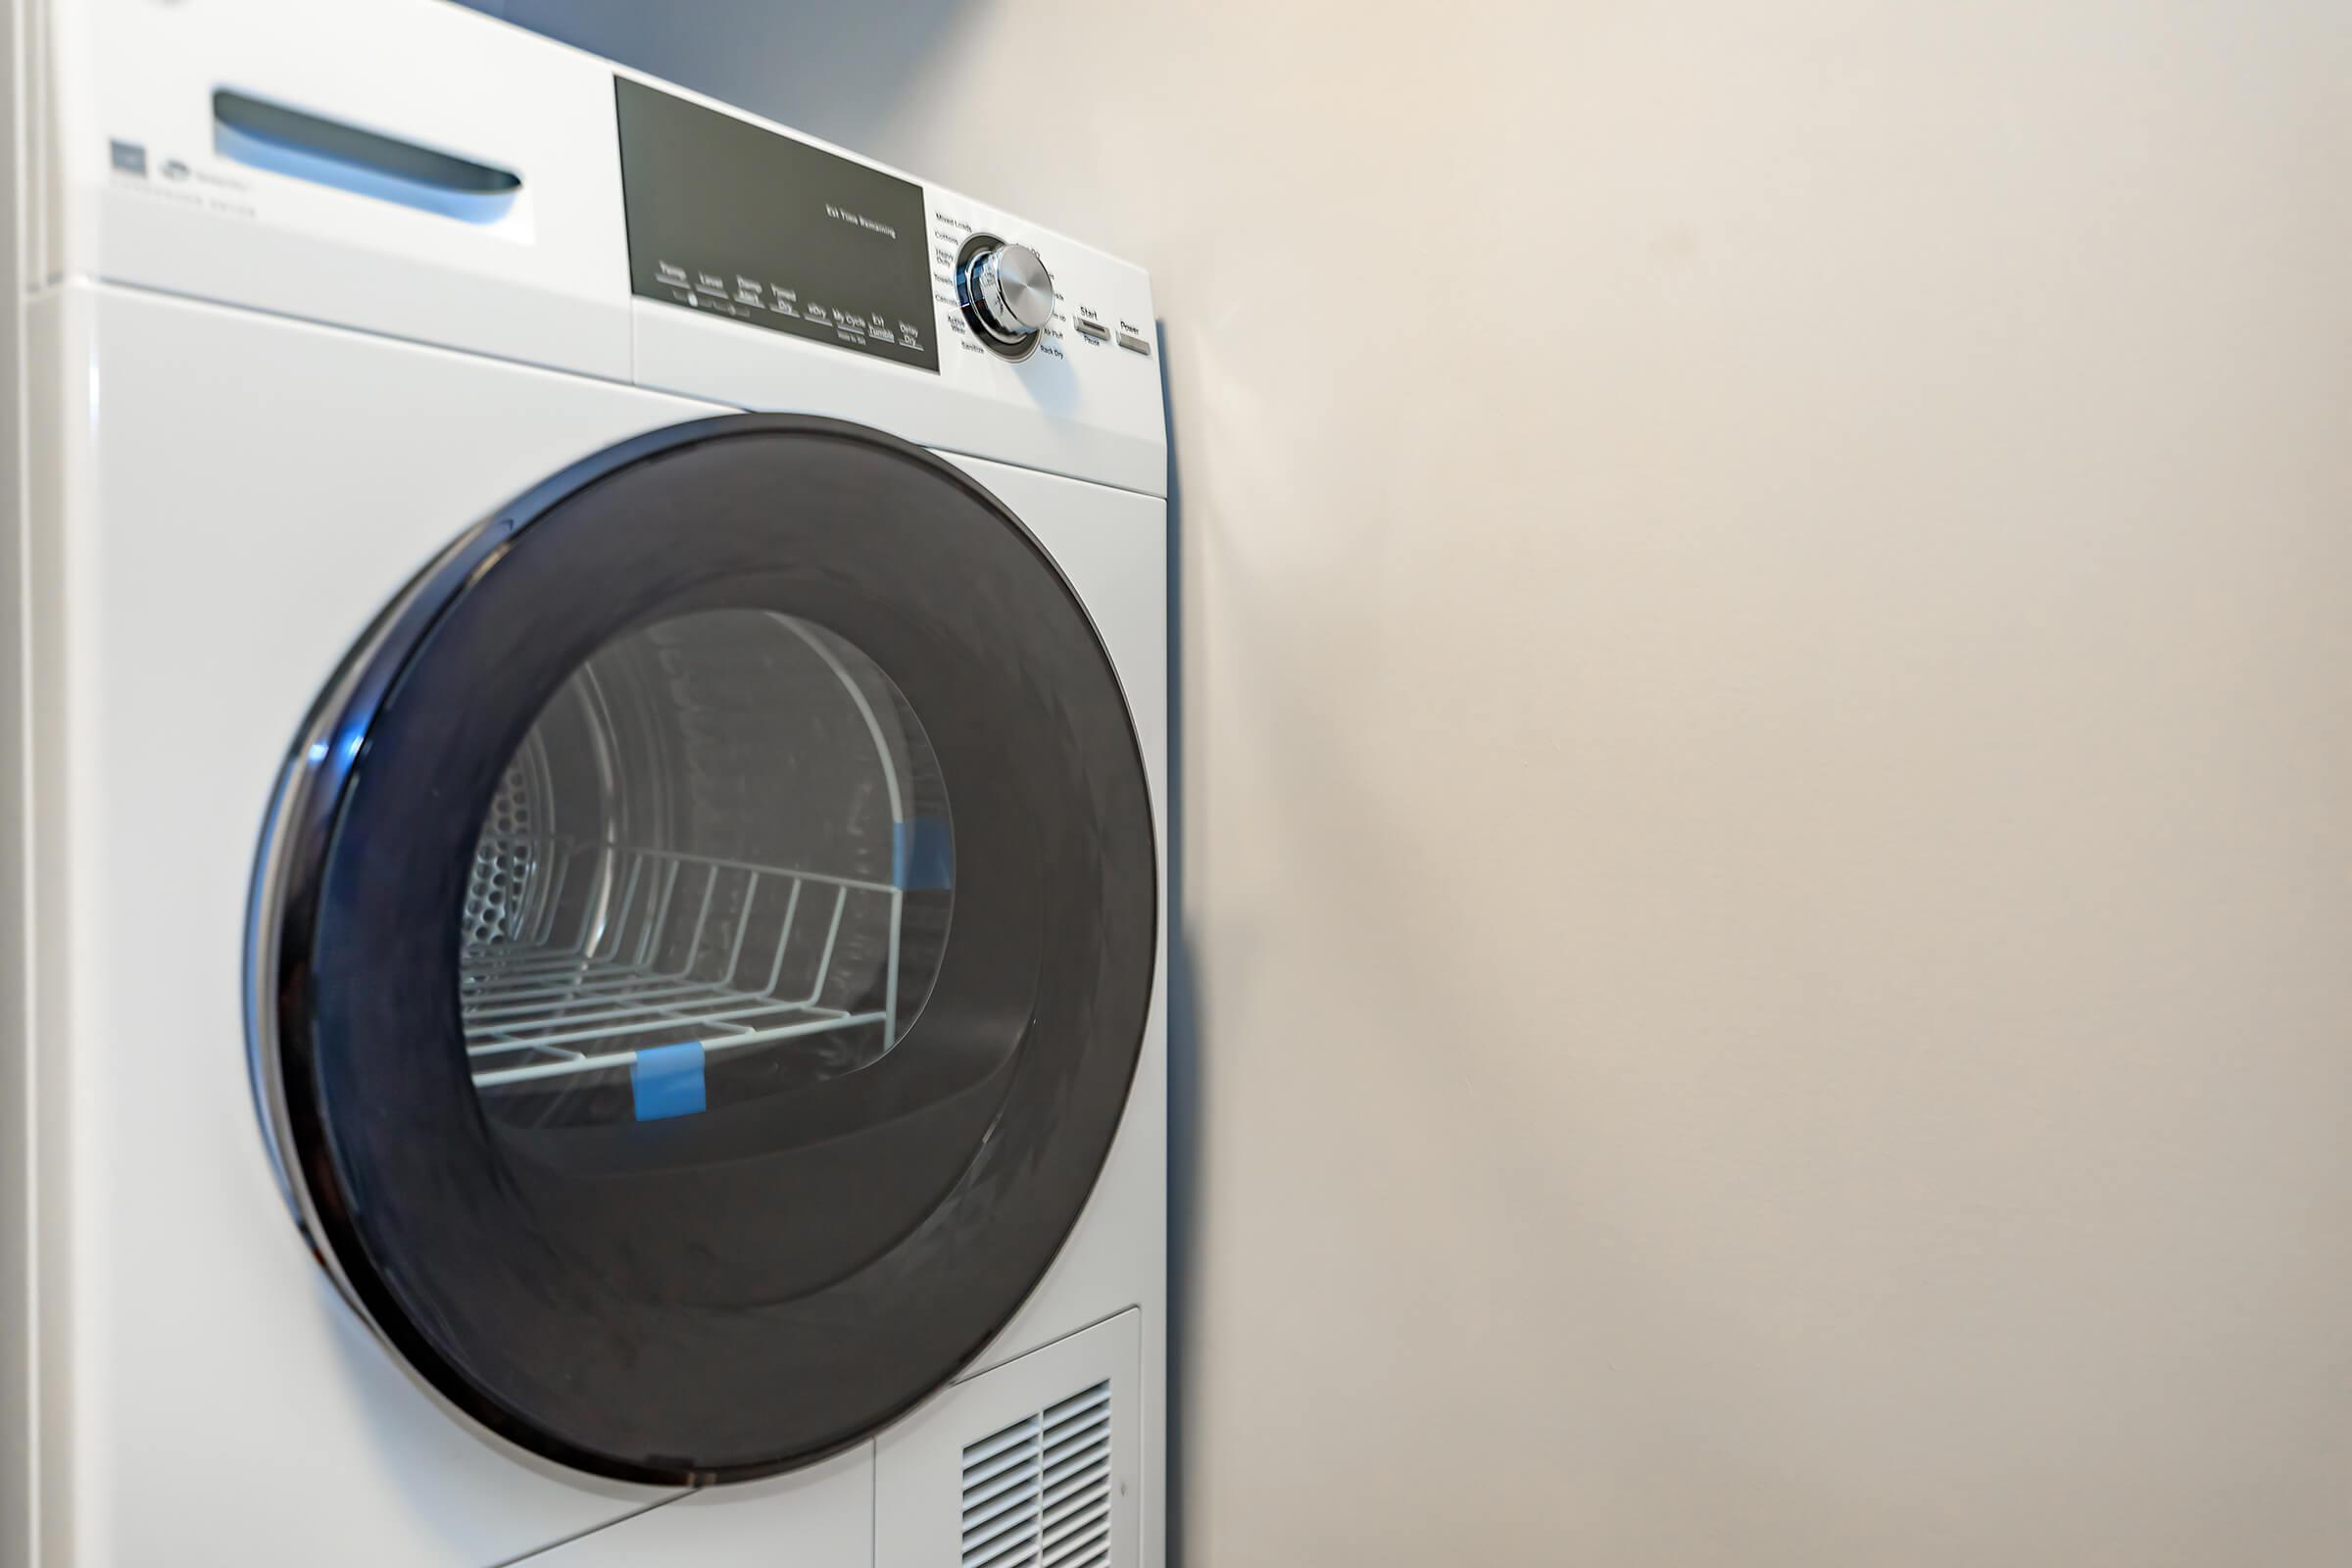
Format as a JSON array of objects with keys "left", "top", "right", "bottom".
[{"left": 0, "top": 2, "right": 1166, "bottom": 1564}]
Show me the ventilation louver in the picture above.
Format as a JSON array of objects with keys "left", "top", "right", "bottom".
[{"left": 959, "top": 1380, "right": 1112, "bottom": 1568}]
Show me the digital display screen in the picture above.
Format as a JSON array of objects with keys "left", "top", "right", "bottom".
[{"left": 614, "top": 78, "right": 940, "bottom": 374}]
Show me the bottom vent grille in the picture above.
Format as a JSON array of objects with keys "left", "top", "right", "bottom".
[{"left": 959, "top": 1380, "right": 1112, "bottom": 1568}]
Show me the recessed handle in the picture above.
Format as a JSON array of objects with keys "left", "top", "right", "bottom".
[{"left": 212, "top": 89, "right": 521, "bottom": 223}]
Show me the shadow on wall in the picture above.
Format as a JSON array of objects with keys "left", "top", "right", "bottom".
[
  {"left": 452, "top": 0, "right": 983, "bottom": 152},
  {"left": 1156, "top": 320, "right": 1198, "bottom": 1568}
]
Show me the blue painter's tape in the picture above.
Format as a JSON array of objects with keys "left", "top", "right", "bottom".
[
  {"left": 892, "top": 816, "right": 954, "bottom": 890},
  {"left": 631, "top": 1042, "right": 707, "bottom": 1121}
]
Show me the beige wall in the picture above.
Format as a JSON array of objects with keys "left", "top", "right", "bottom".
[{"left": 502, "top": 2, "right": 2352, "bottom": 1560}]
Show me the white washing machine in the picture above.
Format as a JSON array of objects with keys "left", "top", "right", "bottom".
[{"left": 0, "top": 1, "right": 1165, "bottom": 1563}]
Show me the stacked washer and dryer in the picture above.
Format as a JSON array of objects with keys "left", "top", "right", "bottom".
[{"left": 0, "top": 1, "right": 1166, "bottom": 1563}]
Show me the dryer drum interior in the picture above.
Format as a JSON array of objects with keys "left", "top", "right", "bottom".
[{"left": 456, "top": 609, "right": 954, "bottom": 1132}]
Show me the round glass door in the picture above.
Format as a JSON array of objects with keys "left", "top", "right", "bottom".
[{"left": 249, "top": 416, "right": 1155, "bottom": 1484}]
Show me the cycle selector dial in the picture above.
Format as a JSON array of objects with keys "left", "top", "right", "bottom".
[{"left": 967, "top": 241, "right": 1054, "bottom": 346}]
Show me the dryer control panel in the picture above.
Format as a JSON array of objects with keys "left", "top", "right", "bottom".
[
  {"left": 49, "top": 0, "right": 1165, "bottom": 496},
  {"left": 615, "top": 79, "right": 940, "bottom": 373}
]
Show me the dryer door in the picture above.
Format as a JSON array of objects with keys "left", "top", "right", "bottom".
[{"left": 250, "top": 415, "right": 1156, "bottom": 1485}]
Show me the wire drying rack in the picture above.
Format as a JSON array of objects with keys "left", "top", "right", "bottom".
[{"left": 461, "top": 831, "right": 904, "bottom": 1091}]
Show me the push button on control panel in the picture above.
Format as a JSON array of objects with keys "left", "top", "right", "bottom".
[
  {"left": 1115, "top": 323, "right": 1151, "bottom": 356},
  {"left": 1075, "top": 316, "right": 1110, "bottom": 342}
]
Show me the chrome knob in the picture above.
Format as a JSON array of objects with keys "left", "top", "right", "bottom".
[{"left": 972, "top": 242, "right": 1054, "bottom": 340}]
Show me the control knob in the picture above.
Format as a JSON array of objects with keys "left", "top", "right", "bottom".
[{"left": 968, "top": 242, "right": 1054, "bottom": 344}]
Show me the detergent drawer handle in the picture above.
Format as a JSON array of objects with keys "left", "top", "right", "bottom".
[{"left": 212, "top": 88, "right": 521, "bottom": 223}]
